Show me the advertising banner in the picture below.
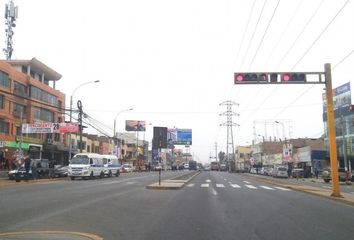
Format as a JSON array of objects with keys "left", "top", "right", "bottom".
[
  {"left": 322, "top": 82, "right": 351, "bottom": 112},
  {"left": 22, "top": 123, "right": 79, "bottom": 134},
  {"left": 125, "top": 120, "right": 146, "bottom": 132}
]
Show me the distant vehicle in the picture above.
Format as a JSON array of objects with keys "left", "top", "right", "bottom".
[
  {"left": 102, "top": 154, "right": 120, "bottom": 177},
  {"left": 203, "top": 164, "right": 211, "bottom": 171},
  {"left": 188, "top": 160, "right": 197, "bottom": 170},
  {"left": 219, "top": 164, "right": 227, "bottom": 172},
  {"left": 322, "top": 168, "right": 353, "bottom": 183},
  {"left": 210, "top": 161, "right": 219, "bottom": 171},
  {"left": 272, "top": 166, "right": 288, "bottom": 178},
  {"left": 68, "top": 153, "right": 105, "bottom": 180},
  {"left": 184, "top": 163, "right": 189, "bottom": 170},
  {"left": 121, "top": 164, "right": 134, "bottom": 173},
  {"left": 291, "top": 168, "right": 305, "bottom": 178}
]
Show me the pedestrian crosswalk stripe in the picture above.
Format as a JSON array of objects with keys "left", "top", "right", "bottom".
[
  {"left": 245, "top": 185, "right": 257, "bottom": 189},
  {"left": 201, "top": 183, "right": 209, "bottom": 188},
  {"left": 243, "top": 181, "right": 251, "bottom": 184},
  {"left": 187, "top": 184, "right": 194, "bottom": 187},
  {"left": 206, "top": 179, "right": 211, "bottom": 183},
  {"left": 230, "top": 184, "right": 241, "bottom": 188},
  {"left": 260, "top": 186, "right": 274, "bottom": 190},
  {"left": 216, "top": 184, "right": 225, "bottom": 188},
  {"left": 274, "top": 187, "right": 291, "bottom": 191}
]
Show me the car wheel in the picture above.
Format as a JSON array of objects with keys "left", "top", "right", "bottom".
[
  {"left": 115, "top": 170, "right": 120, "bottom": 177},
  {"left": 89, "top": 171, "right": 94, "bottom": 180}
]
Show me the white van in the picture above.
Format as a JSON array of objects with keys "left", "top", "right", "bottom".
[
  {"left": 68, "top": 153, "right": 104, "bottom": 180},
  {"left": 102, "top": 154, "right": 121, "bottom": 177}
]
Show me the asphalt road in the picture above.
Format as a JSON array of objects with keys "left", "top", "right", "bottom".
[{"left": 0, "top": 171, "right": 353, "bottom": 240}]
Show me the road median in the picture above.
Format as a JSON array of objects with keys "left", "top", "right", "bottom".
[{"left": 146, "top": 171, "right": 200, "bottom": 190}]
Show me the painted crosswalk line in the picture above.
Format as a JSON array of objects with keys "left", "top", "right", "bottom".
[
  {"left": 206, "top": 179, "right": 211, "bottom": 183},
  {"left": 216, "top": 184, "right": 225, "bottom": 188},
  {"left": 201, "top": 183, "right": 209, "bottom": 188},
  {"left": 260, "top": 186, "right": 275, "bottom": 190},
  {"left": 245, "top": 185, "right": 258, "bottom": 189},
  {"left": 187, "top": 184, "right": 195, "bottom": 187},
  {"left": 274, "top": 187, "right": 291, "bottom": 191},
  {"left": 230, "top": 184, "right": 241, "bottom": 188},
  {"left": 243, "top": 181, "right": 251, "bottom": 184}
]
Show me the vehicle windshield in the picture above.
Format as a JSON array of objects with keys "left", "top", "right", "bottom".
[{"left": 70, "top": 156, "right": 89, "bottom": 165}]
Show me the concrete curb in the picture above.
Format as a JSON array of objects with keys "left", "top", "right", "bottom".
[
  {"left": 0, "top": 231, "right": 103, "bottom": 240},
  {"left": 146, "top": 171, "right": 201, "bottom": 190},
  {"left": 243, "top": 174, "right": 354, "bottom": 207}
]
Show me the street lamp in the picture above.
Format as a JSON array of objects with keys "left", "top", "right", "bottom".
[{"left": 68, "top": 80, "right": 100, "bottom": 159}]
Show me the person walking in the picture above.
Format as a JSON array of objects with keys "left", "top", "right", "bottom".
[{"left": 24, "top": 152, "right": 31, "bottom": 181}]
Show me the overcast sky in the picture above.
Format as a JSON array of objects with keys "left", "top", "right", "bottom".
[{"left": 3, "top": 0, "right": 354, "bottom": 162}]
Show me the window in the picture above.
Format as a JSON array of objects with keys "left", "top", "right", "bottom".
[
  {"left": 0, "top": 71, "right": 10, "bottom": 88},
  {"left": 13, "top": 103, "right": 26, "bottom": 116},
  {"left": 14, "top": 81, "right": 27, "bottom": 96},
  {"left": 0, "top": 119, "right": 9, "bottom": 134},
  {"left": 30, "top": 86, "right": 58, "bottom": 106},
  {"left": 0, "top": 95, "right": 4, "bottom": 109},
  {"left": 33, "top": 107, "right": 54, "bottom": 122},
  {"left": 21, "top": 66, "right": 28, "bottom": 74}
]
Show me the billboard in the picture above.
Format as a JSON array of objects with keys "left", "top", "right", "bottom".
[
  {"left": 125, "top": 120, "right": 146, "bottom": 132},
  {"left": 322, "top": 82, "right": 351, "bottom": 120},
  {"left": 168, "top": 128, "right": 192, "bottom": 145},
  {"left": 22, "top": 123, "right": 79, "bottom": 134}
]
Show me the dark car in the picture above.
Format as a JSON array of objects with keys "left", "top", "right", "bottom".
[
  {"left": 13, "top": 167, "right": 34, "bottom": 182},
  {"left": 322, "top": 168, "right": 353, "bottom": 183},
  {"left": 291, "top": 168, "right": 305, "bottom": 178}
]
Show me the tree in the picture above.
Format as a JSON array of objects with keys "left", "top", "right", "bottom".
[{"left": 218, "top": 151, "right": 225, "bottom": 163}]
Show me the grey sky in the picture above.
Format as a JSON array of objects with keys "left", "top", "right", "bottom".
[{"left": 3, "top": 0, "right": 354, "bottom": 162}]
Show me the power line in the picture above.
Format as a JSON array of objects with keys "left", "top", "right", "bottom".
[
  {"left": 291, "top": 0, "right": 350, "bottom": 70},
  {"left": 333, "top": 49, "right": 354, "bottom": 70},
  {"left": 240, "top": 0, "right": 268, "bottom": 70},
  {"left": 275, "top": 0, "right": 325, "bottom": 70},
  {"left": 247, "top": 0, "right": 281, "bottom": 70}
]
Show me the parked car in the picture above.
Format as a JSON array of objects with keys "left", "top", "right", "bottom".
[
  {"left": 322, "top": 168, "right": 353, "bottom": 183},
  {"left": 52, "top": 165, "right": 69, "bottom": 178},
  {"left": 272, "top": 166, "right": 288, "bottom": 178},
  {"left": 184, "top": 163, "right": 189, "bottom": 170},
  {"left": 121, "top": 164, "right": 134, "bottom": 173},
  {"left": 291, "top": 168, "right": 305, "bottom": 178},
  {"left": 219, "top": 164, "right": 227, "bottom": 172}
]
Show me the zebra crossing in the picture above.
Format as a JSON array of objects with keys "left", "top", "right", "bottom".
[{"left": 186, "top": 179, "right": 291, "bottom": 192}]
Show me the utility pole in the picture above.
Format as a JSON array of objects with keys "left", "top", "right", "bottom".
[
  {"left": 215, "top": 142, "right": 218, "bottom": 162},
  {"left": 220, "top": 100, "right": 239, "bottom": 172},
  {"left": 77, "top": 100, "right": 83, "bottom": 153}
]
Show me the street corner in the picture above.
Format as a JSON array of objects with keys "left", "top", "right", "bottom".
[{"left": 0, "top": 231, "right": 103, "bottom": 240}]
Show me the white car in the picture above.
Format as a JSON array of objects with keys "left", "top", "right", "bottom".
[
  {"left": 121, "top": 164, "right": 134, "bottom": 173},
  {"left": 184, "top": 163, "right": 189, "bottom": 169}
]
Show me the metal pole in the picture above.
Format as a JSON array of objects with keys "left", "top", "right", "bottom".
[
  {"left": 325, "top": 63, "right": 341, "bottom": 197},
  {"left": 341, "top": 115, "right": 350, "bottom": 184},
  {"left": 68, "top": 95, "right": 73, "bottom": 160}
]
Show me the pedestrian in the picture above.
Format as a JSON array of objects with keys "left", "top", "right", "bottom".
[
  {"left": 24, "top": 152, "right": 31, "bottom": 181},
  {"left": 314, "top": 168, "right": 319, "bottom": 179}
]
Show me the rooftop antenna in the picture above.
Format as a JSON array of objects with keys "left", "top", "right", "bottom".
[{"left": 3, "top": 0, "right": 18, "bottom": 60}]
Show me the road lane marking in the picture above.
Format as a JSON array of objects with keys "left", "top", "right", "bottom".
[
  {"left": 245, "top": 185, "right": 257, "bottom": 189},
  {"left": 274, "top": 187, "right": 291, "bottom": 191},
  {"left": 211, "top": 188, "right": 218, "bottom": 195},
  {"left": 201, "top": 183, "right": 209, "bottom": 188},
  {"left": 224, "top": 179, "right": 227, "bottom": 181},
  {"left": 230, "top": 184, "right": 241, "bottom": 188},
  {"left": 187, "top": 184, "right": 194, "bottom": 187},
  {"left": 260, "top": 186, "right": 274, "bottom": 190},
  {"left": 206, "top": 179, "right": 211, "bottom": 183},
  {"left": 243, "top": 181, "right": 251, "bottom": 184},
  {"left": 216, "top": 184, "right": 225, "bottom": 188}
]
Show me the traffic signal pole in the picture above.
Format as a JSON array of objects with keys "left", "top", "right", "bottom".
[{"left": 324, "top": 63, "right": 341, "bottom": 197}]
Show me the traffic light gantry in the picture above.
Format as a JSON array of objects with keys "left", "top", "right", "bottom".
[{"left": 234, "top": 72, "right": 325, "bottom": 84}]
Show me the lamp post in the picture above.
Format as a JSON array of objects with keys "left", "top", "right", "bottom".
[
  {"left": 113, "top": 108, "right": 133, "bottom": 159},
  {"left": 68, "top": 80, "right": 100, "bottom": 160}
]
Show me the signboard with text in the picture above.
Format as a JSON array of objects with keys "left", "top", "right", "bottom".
[{"left": 22, "top": 123, "right": 79, "bottom": 134}]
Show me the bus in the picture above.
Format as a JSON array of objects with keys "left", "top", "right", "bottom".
[{"left": 68, "top": 153, "right": 104, "bottom": 180}]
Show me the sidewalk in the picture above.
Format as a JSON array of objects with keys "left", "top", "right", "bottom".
[
  {"left": 244, "top": 173, "right": 354, "bottom": 207},
  {"left": 146, "top": 171, "right": 200, "bottom": 190}
]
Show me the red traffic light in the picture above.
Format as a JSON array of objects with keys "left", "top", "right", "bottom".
[
  {"left": 235, "top": 74, "right": 244, "bottom": 82},
  {"left": 281, "top": 73, "right": 306, "bottom": 82}
]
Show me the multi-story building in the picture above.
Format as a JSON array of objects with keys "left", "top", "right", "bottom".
[{"left": 0, "top": 58, "right": 65, "bottom": 168}]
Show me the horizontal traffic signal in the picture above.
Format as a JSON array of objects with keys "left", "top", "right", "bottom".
[{"left": 234, "top": 72, "right": 309, "bottom": 84}]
